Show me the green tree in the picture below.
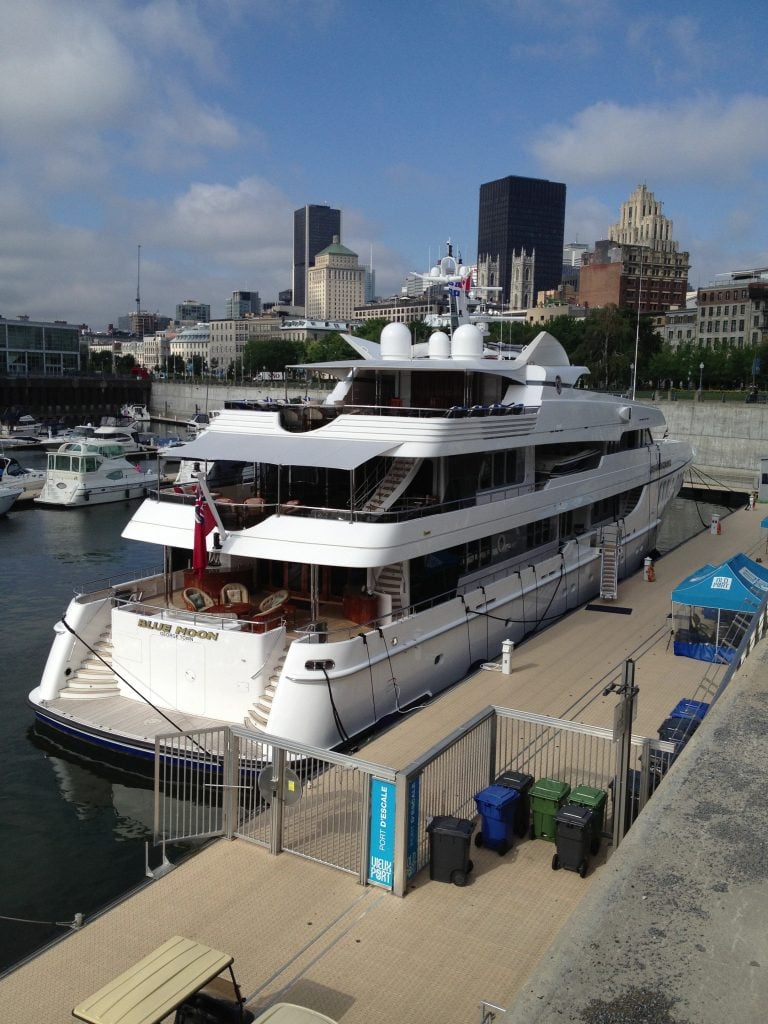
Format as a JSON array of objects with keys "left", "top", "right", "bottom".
[
  {"left": 114, "top": 353, "right": 136, "bottom": 374},
  {"left": 305, "top": 333, "right": 357, "bottom": 363},
  {"left": 242, "top": 339, "right": 308, "bottom": 377},
  {"left": 88, "top": 349, "right": 113, "bottom": 372},
  {"left": 352, "top": 318, "right": 388, "bottom": 342}
]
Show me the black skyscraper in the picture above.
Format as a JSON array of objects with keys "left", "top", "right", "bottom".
[
  {"left": 477, "top": 175, "right": 566, "bottom": 305},
  {"left": 293, "top": 204, "right": 341, "bottom": 309}
]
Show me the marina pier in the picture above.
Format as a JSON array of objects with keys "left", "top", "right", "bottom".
[{"left": 2, "top": 505, "right": 766, "bottom": 1022}]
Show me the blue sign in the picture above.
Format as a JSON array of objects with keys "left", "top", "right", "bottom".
[
  {"left": 406, "top": 777, "right": 420, "bottom": 880},
  {"left": 368, "top": 779, "right": 396, "bottom": 888}
]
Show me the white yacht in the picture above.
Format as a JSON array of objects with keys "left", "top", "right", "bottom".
[
  {"left": 0, "top": 454, "right": 47, "bottom": 499},
  {"left": 34, "top": 439, "right": 160, "bottom": 508},
  {"left": 120, "top": 403, "right": 151, "bottom": 424},
  {"left": 31, "top": 309, "right": 692, "bottom": 761},
  {"left": 0, "top": 481, "right": 24, "bottom": 515}
]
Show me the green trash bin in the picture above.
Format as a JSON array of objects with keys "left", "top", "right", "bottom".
[
  {"left": 569, "top": 785, "right": 608, "bottom": 854},
  {"left": 529, "top": 778, "right": 571, "bottom": 842}
]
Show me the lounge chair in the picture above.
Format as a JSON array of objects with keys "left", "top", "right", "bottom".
[
  {"left": 220, "top": 582, "right": 250, "bottom": 606},
  {"left": 183, "top": 587, "right": 215, "bottom": 612}
]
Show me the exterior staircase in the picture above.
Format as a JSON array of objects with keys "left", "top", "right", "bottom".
[
  {"left": 599, "top": 525, "right": 620, "bottom": 601},
  {"left": 59, "top": 631, "right": 121, "bottom": 698},
  {"left": 374, "top": 562, "right": 405, "bottom": 616},
  {"left": 361, "top": 458, "right": 420, "bottom": 513},
  {"left": 245, "top": 650, "right": 287, "bottom": 730}
]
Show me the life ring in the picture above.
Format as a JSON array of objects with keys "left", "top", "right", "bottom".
[{"left": 259, "top": 589, "right": 289, "bottom": 613}]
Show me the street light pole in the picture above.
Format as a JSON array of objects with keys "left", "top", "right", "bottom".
[
  {"left": 699, "top": 361, "right": 704, "bottom": 393},
  {"left": 632, "top": 248, "right": 643, "bottom": 401}
]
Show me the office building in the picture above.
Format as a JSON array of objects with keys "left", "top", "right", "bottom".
[
  {"left": 476, "top": 174, "right": 566, "bottom": 306},
  {"left": 175, "top": 299, "right": 210, "bottom": 323},
  {"left": 306, "top": 237, "right": 365, "bottom": 320},
  {"left": 695, "top": 268, "right": 768, "bottom": 351},
  {"left": 293, "top": 204, "right": 341, "bottom": 309},
  {"left": 0, "top": 315, "right": 81, "bottom": 375},
  {"left": 578, "top": 185, "right": 689, "bottom": 313},
  {"left": 225, "top": 291, "right": 261, "bottom": 319}
]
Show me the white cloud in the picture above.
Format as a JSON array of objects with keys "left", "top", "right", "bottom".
[
  {"left": 531, "top": 95, "right": 768, "bottom": 183},
  {"left": 0, "top": 4, "right": 137, "bottom": 140},
  {"left": 564, "top": 196, "right": 614, "bottom": 246}
]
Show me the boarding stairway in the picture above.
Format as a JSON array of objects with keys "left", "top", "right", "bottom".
[
  {"left": 245, "top": 650, "right": 287, "bottom": 731},
  {"left": 599, "top": 525, "right": 621, "bottom": 601},
  {"left": 59, "top": 630, "right": 121, "bottom": 698},
  {"left": 360, "top": 458, "right": 420, "bottom": 513}
]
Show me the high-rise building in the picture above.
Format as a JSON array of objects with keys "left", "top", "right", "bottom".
[
  {"left": 293, "top": 204, "right": 341, "bottom": 309},
  {"left": 476, "top": 175, "right": 566, "bottom": 306},
  {"left": 225, "top": 291, "right": 261, "bottom": 319},
  {"left": 175, "top": 299, "right": 210, "bottom": 323},
  {"left": 578, "top": 185, "right": 689, "bottom": 314},
  {"left": 306, "top": 236, "right": 365, "bottom": 320}
]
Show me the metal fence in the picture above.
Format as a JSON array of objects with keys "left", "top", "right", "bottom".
[
  {"left": 154, "top": 707, "right": 676, "bottom": 897},
  {"left": 154, "top": 726, "right": 395, "bottom": 882}
]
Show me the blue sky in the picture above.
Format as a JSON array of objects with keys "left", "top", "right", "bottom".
[{"left": 1, "top": 0, "right": 767, "bottom": 330}]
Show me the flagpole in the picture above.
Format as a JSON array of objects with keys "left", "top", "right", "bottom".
[{"left": 195, "top": 469, "right": 228, "bottom": 538}]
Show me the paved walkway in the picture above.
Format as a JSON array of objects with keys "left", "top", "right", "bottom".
[{"left": 1, "top": 508, "right": 765, "bottom": 1023}]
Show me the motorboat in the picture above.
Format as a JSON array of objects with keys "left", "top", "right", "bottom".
[
  {"left": 0, "top": 481, "right": 24, "bottom": 515},
  {"left": 37, "top": 425, "right": 96, "bottom": 452},
  {"left": 0, "top": 454, "right": 47, "bottom": 499},
  {"left": 34, "top": 439, "right": 160, "bottom": 508},
  {"left": 30, "top": 297, "right": 692, "bottom": 761},
  {"left": 121, "top": 403, "right": 151, "bottom": 424}
]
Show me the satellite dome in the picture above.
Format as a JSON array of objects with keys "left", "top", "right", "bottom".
[
  {"left": 380, "top": 322, "right": 412, "bottom": 360},
  {"left": 451, "top": 324, "right": 484, "bottom": 360},
  {"left": 427, "top": 331, "right": 451, "bottom": 358}
]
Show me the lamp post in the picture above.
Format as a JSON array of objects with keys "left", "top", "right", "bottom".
[
  {"left": 632, "top": 248, "right": 644, "bottom": 400},
  {"left": 699, "top": 361, "right": 704, "bottom": 393},
  {"left": 630, "top": 362, "right": 635, "bottom": 397}
]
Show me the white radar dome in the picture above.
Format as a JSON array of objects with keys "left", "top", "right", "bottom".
[
  {"left": 380, "top": 322, "right": 412, "bottom": 360},
  {"left": 427, "top": 331, "right": 451, "bottom": 358},
  {"left": 451, "top": 323, "right": 484, "bottom": 360}
]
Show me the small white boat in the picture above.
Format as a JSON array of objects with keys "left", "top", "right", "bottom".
[
  {"left": 34, "top": 439, "right": 161, "bottom": 508},
  {"left": 38, "top": 425, "right": 96, "bottom": 451},
  {"left": 0, "top": 482, "right": 24, "bottom": 515},
  {"left": 0, "top": 455, "right": 47, "bottom": 499},
  {"left": 121, "top": 403, "right": 151, "bottom": 424}
]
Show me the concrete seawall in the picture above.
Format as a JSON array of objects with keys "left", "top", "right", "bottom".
[{"left": 652, "top": 399, "right": 768, "bottom": 491}]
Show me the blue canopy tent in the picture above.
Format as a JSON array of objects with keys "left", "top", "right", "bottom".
[{"left": 671, "top": 553, "right": 768, "bottom": 663}]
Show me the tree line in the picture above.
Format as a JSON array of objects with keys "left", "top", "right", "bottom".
[{"left": 86, "top": 311, "right": 768, "bottom": 392}]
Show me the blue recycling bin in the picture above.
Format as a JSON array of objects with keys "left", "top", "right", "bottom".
[
  {"left": 474, "top": 784, "right": 520, "bottom": 855},
  {"left": 669, "top": 698, "right": 709, "bottom": 722}
]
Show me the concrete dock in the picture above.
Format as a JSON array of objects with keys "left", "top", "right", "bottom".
[{"left": 2, "top": 506, "right": 767, "bottom": 1023}]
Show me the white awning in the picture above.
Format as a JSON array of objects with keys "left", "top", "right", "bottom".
[{"left": 162, "top": 433, "right": 398, "bottom": 470}]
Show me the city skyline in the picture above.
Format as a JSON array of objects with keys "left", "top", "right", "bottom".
[{"left": 1, "top": 1, "right": 766, "bottom": 330}]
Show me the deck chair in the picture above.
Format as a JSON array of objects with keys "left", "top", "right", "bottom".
[
  {"left": 220, "top": 582, "right": 250, "bottom": 606},
  {"left": 183, "top": 587, "right": 215, "bottom": 612}
]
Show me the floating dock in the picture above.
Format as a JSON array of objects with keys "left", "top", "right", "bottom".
[{"left": 2, "top": 506, "right": 766, "bottom": 1023}]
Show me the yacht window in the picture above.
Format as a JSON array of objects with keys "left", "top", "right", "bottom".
[{"left": 106, "top": 469, "right": 125, "bottom": 480}]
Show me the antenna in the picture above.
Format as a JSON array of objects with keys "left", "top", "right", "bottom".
[{"left": 136, "top": 244, "right": 141, "bottom": 314}]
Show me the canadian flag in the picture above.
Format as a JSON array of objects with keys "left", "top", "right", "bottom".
[{"left": 192, "top": 486, "right": 216, "bottom": 571}]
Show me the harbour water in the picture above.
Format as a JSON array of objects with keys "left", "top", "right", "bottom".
[{"left": 0, "top": 453, "right": 738, "bottom": 976}]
